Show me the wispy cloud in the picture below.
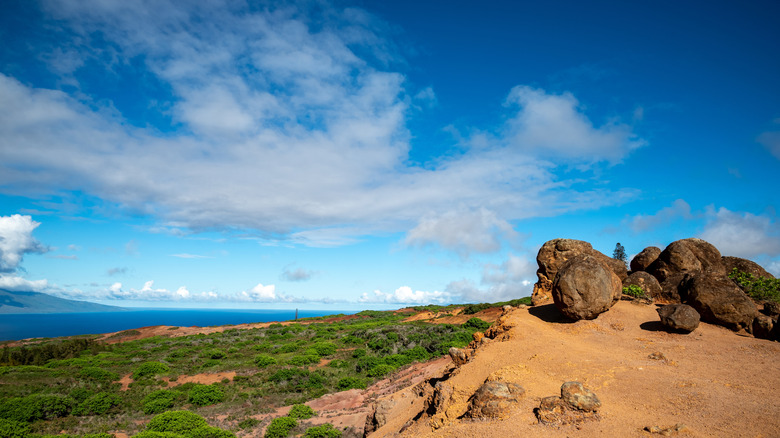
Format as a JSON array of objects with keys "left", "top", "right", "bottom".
[
  {"left": 107, "top": 267, "right": 127, "bottom": 276},
  {"left": 359, "top": 286, "right": 453, "bottom": 304},
  {"left": 446, "top": 254, "right": 536, "bottom": 302},
  {"left": 0, "top": 2, "right": 644, "bottom": 248},
  {"left": 281, "top": 267, "right": 316, "bottom": 282},
  {"left": 170, "top": 253, "right": 213, "bottom": 259},
  {"left": 627, "top": 199, "right": 693, "bottom": 233},
  {"left": 405, "top": 208, "right": 519, "bottom": 255},
  {"left": 699, "top": 207, "right": 780, "bottom": 258}
]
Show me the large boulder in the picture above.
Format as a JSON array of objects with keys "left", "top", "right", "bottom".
[
  {"left": 646, "top": 238, "right": 726, "bottom": 303},
  {"left": 623, "top": 271, "right": 662, "bottom": 300},
  {"left": 685, "top": 272, "right": 758, "bottom": 331},
  {"left": 467, "top": 381, "right": 525, "bottom": 419},
  {"left": 551, "top": 254, "right": 622, "bottom": 320},
  {"left": 722, "top": 256, "right": 774, "bottom": 279},
  {"left": 657, "top": 304, "right": 700, "bottom": 333},
  {"left": 533, "top": 239, "right": 627, "bottom": 306},
  {"left": 630, "top": 246, "right": 661, "bottom": 272}
]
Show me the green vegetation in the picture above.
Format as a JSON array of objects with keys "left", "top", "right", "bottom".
[
  {"left": 0, "top": 300, "right": 517, "bottom": 436},
  {"left": 288, "top": 403, "right": 316, "bottom": 419},
  {"left": 264, "top": 416, "right": 297, "bottom": 438},
  {"left": 461, "top": 297, "right": 532, "bottom": 314},
  {"left": 304, "top": 423, "right": 341, "bottom": 438},
  {"left": 613, "top": 242, "right": 627, "bottom": 267},
  {"left": 622, "top": 284, "right": 646, "bottom": 299},
  {"left": 729, "top": 268, "right": 780, "bottom": 303}
]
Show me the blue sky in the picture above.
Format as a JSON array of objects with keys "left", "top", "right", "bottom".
[{"left": 1, "top": 0, "right": 778, "bottom": 310}]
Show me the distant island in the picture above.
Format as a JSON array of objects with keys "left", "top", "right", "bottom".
[{"left": 0, "top": 289, "right": 124, "bottom": 314}]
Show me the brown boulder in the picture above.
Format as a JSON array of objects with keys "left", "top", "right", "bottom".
[
  {"left": 647, "top": 238, "right": 725, "bottom": 284},
  {"left": 657, "top": 303, "right": 700, "bottom": 333},
  {"left": 685, "top": 273, "right": 758, "bottom": 331},
  {"left": 630, "top": 246, "right": 661, "bottom": 272},
  {"left": 623, "top": 271, "right": 662, "bottom": 300},
  {"left": 552, "top": 254, "right": 622, "bottom": 320},
  {"left": 561, "top": 381, "right": 601, "bottom": 412},
  {"left": 535, "top": 382, "right": 601, "bottom": 426},
  {"left": 752, "top": 315, "right": 775, "bottom": 340},
  {"left": 532, "top": 239, "right": 627, "bottom": 306},
  {"left": 467, "top": 381, "right": 525, "bottom": 419},
  {"left": 722, "top": 256, "right": 774, "bottom": 279}
]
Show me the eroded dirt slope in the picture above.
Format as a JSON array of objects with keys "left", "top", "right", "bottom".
[{"left": 371, "top": 301, "right": 780, "bottom": 438}]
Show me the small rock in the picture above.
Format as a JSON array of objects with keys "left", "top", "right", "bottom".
[
  {"left": 752, "top": 314, "right": 774, "bottom": 340},
  {"left": 560, "top": 381, "right": 601, "bottom": 412},
  {"left": 657, "top": 304, "right": 700, "bottom": 333},
  {"left": 467, "top": 381, "right": 525, "bottom": 419},
  {"left": 648, "top": 351, "right": 666, "bottom": 361},
  {"left": 448, "top": 347, "right": 471, "bottom": 366},
  {"left": 535, "top": 396, "right": 568, "bottom": 425},
  {"left": 644, "top": 423, "right": 687, "bottom": 435}
]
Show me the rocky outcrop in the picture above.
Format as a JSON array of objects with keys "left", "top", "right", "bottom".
[
  {"left": 532, "top": 239, "right": 627, "bottom": 306},
  {"left": 722, "top": 256, "right": 774, "bottom": 279},
  {"left": 657, "top": 304, "right": 700, "bottom": 333},
  {"left": 466, "top": 381, "right": 525, "bottom": 419},
  {"left": 535, "top": 381, "right": 601, "bottom": 426},
  {"left": 685, "top": 273, "right": 758, "bottom": 332},
  {"left": 630, "top": 246, "right": 661, "bottom": 273},
  {"left": 551, "top": 254, "right": 622, "bottom": 320},
  {"left": 623, "top": 271, "right": 662, "bottom": 300},
  {"left": 645, "top": 238, "right": 726, "bottom": 303}
]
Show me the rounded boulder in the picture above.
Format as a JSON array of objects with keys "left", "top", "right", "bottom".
[
  {"left": 630, "top": 246, "right": 661, "bottom": 273},
  {"left": 552, "top": 254, "right": 622, "bottom": 320}
]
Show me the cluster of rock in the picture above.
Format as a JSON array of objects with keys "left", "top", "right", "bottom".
[
  {"left": 535, "top": 381, "right": 601, "bottom": 426},
  {"left": 531, "top": 237, "right": 778, "bottom": 340}
]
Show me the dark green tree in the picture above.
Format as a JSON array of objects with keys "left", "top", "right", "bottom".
[{"left": 613, "top": 242, "right": 627, "bottom": 267}]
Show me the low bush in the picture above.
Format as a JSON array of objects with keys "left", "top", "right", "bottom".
[
  {"left": 287, "top": 354, "right": 320, "bottom": 366},
  {"left": 254, "top": 355, "right": 277, "bottom": 368},
  {"left": 288, "top": 403, "right": 316, "bottom": 420},
  {"left": 622, "top": 284, "right": 646, "bottom": 298},
  {"left": 729, "top": 268, "right": 780, "bottom": 303},
  {"left": 146, "top": 410, "right": 209, "bottom": 433},
  {"left": 304, "top": 423, "right": 342, "bottom": 438},
  {"left": 0, "top": 393, "right": 73, "bottom": 422},
  {"left": 336, "top": 377, "right": 366, "bottom": 391},
  {"left": 238, "top": 418, "right": 260, "bottom": 430},
  {"left": 133, "top": 361, "right": 170, "bottom": 379},
  {"left": 202, "top": 349, "right": 227, "bottom": 360},
  {"left": 462, "top": 317, "right": 490, "bottom": 331},
  {"left": 366, "top": 364, "right": 395, "bottom": 378},
  {"left": 79, "top": 367, "right": 120, "bottom": 383},
  {"left": 73, "top": 391, "right": 121, "bottom": 415},
  {"left": 142, "top": 390, "right": 177, "bottom": 414},
  {"left": 0, "top": 418, "right": 30, "bottom": 438},
  {"left": 188, "top": 384, "right": 225, "bottom": 406},
  {"left": 264, "top": 416, "right": 297, "bottom": 438},
  {"left": 311, "top": 342, "right": 337, "bottom": 357}
]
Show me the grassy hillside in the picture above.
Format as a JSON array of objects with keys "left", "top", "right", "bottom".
[
  {"left": 0, "top": 290, "right": 124, "bottom": 314},
  {"left": 0, "top": 301, "right": 530, "bottom": 437}
]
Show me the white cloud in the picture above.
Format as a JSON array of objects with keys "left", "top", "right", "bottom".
[
  {"left": 405, "top": 208, "right": 519, "bottom": 255},
  {"left": 170, "top": 253, "right": 213, "bottom": 259},
  {"left": 502, "top": 86, "right": 644, "bottom": 165},
  {"left": 0, "top": 275, "right": 49, "bottom": 292},
  {"left": 446, "top": 254, "right": 536, "bottom": 302},
  {"left": 240, "top": 283, "right": 290, "bottom": 303},
  {"left": 628, "top": 199, "right": 693, "bottom": 233},
  {"left": 0, "top": 215, "right": 48, "bottom": 273},
  {"left": 175, "top": 286, "right": 190, "bottom": 298},
  {"left": 359, "top": 286, "right": 453, "bottom": 304},
  {"left": 699, "top": 207, "right": 780, "bottom": 258},
  {"left": 0, "top": 3, "right": 644, "bottom": 249}
]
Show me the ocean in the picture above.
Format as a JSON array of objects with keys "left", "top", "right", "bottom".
[{"left": 0, "top": 309, "right": 354, "bottom": 342}]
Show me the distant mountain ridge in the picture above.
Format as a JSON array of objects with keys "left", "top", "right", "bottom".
[{"left": 0, "top": 289, "right": 124, "bottom": 314}]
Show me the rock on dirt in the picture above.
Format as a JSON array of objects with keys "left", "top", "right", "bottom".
[
  {"left": 685, "top": 272, "right": 758, "bottom": 331},
  {"left": 551, "top": 254, "right": 622, "bottom": 320},
  {"left": 657, "top": 304, "right": 700, "bottom": 333},
  {"left": 466, "top": 381, "right": 525, "bottom": 419}
]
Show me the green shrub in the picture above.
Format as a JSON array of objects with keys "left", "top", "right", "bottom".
[
  {"left": 351, "top": 349, "right": 366, "bottom": 358},
  {"left": 79, "top": 366, "right": 120, "bottom": 382},
  {"left": 311, "top": 342, "right": 337, "bottom": 357},
  {"left": 133, "top": 361, "right": 170, "bottom": 379},
  {"left": 336, "top": 377, "right": 366, "bottom": 391},
  {"left": 304, "top": 423, "right": 342, "bottom": 438},
  {"left": 462, "top": 317, "right": 490, "bottom": 331},
  {"left": 288, "top": 404, "right": 316, "bottom": 420},
  {"left": 366, "top": 364, "right": 395, "bottom": 378},
  {"left": 188, "top": 384, "right": 225, "bottom": 406},
  {"left": 729, "top": 268, "right": 780, "bottom": 303},
  {"left": 73, "top": 391, "right": 121, "bottom": 415},
  {"left": 146, "top": 410, "right": 209, "bottom": 433},
  {"left": 622, "top": 284, "right": 646, "bottom": 298},
  {"left": 132, "top": 431, "right": 181, "bottom": 438},
  {"left": 0, "top": 418, "right": 30, "bottom": 438},
  {"left": 202, "top": 349, "right": 227, "bottom": 360},
  {"left": 142, "top": 390, "right": 177, "bottom": 414},
  {"left": 185, "top": 426, "right": 235, "bottom": 438},
  {"left": 287, "top": 354, "right": 320, "bottom": 366},
  {"left": 0, "top": 393, "right": 73, "bottom": 422},
  {"left": 254, "top": 355, "right": 277, "bottom": 368},
  {"left": 269, "top": 369, "right": 324, "bottom": 391},
  {"left": 264, "top": 416, "right": 297, "bottom": 438}
]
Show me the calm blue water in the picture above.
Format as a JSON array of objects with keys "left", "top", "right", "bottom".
[{"left": 0, "top": 309, "right": 354, "bottom": 342}]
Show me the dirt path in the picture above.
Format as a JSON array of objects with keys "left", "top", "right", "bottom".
[{"left": 372, "top": 301, "right": 780, "bottom": 438}]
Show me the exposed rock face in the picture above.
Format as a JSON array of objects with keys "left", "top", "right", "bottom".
[
  {"left": 657, "top": 304, "right": 700, "bottom": 333},
  {"left": 532, "top": 239, "right": 627, "bottom": 306},
  {"left": 466, "top": 381, "right": 525, "bottom": 419},
  {"left": 722, "top": 256, "right": 774, "bottom": 279},
  {"left": 647, "top": 238, "right": 725, "bottom": 284},
  {"left": 551, "top": 254, "right": 622, "bottom": 320},
  {"left": 448, "top": 347, "right": 472, "bottom": 367},
  {"left": 630, "top": 246, "right": 661, "bottom": 272},
  {"left": 623, "top": 271, "right": 662, "bottom": 300},
  {"left": 560, "top": 381, "right": 601, "bottom": 412},
  {"left": 685, "top": 273, "right": 758, "bottom": 331},
  {"left": 364, "top": 399, "right": 396, "bottom": 435}
]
